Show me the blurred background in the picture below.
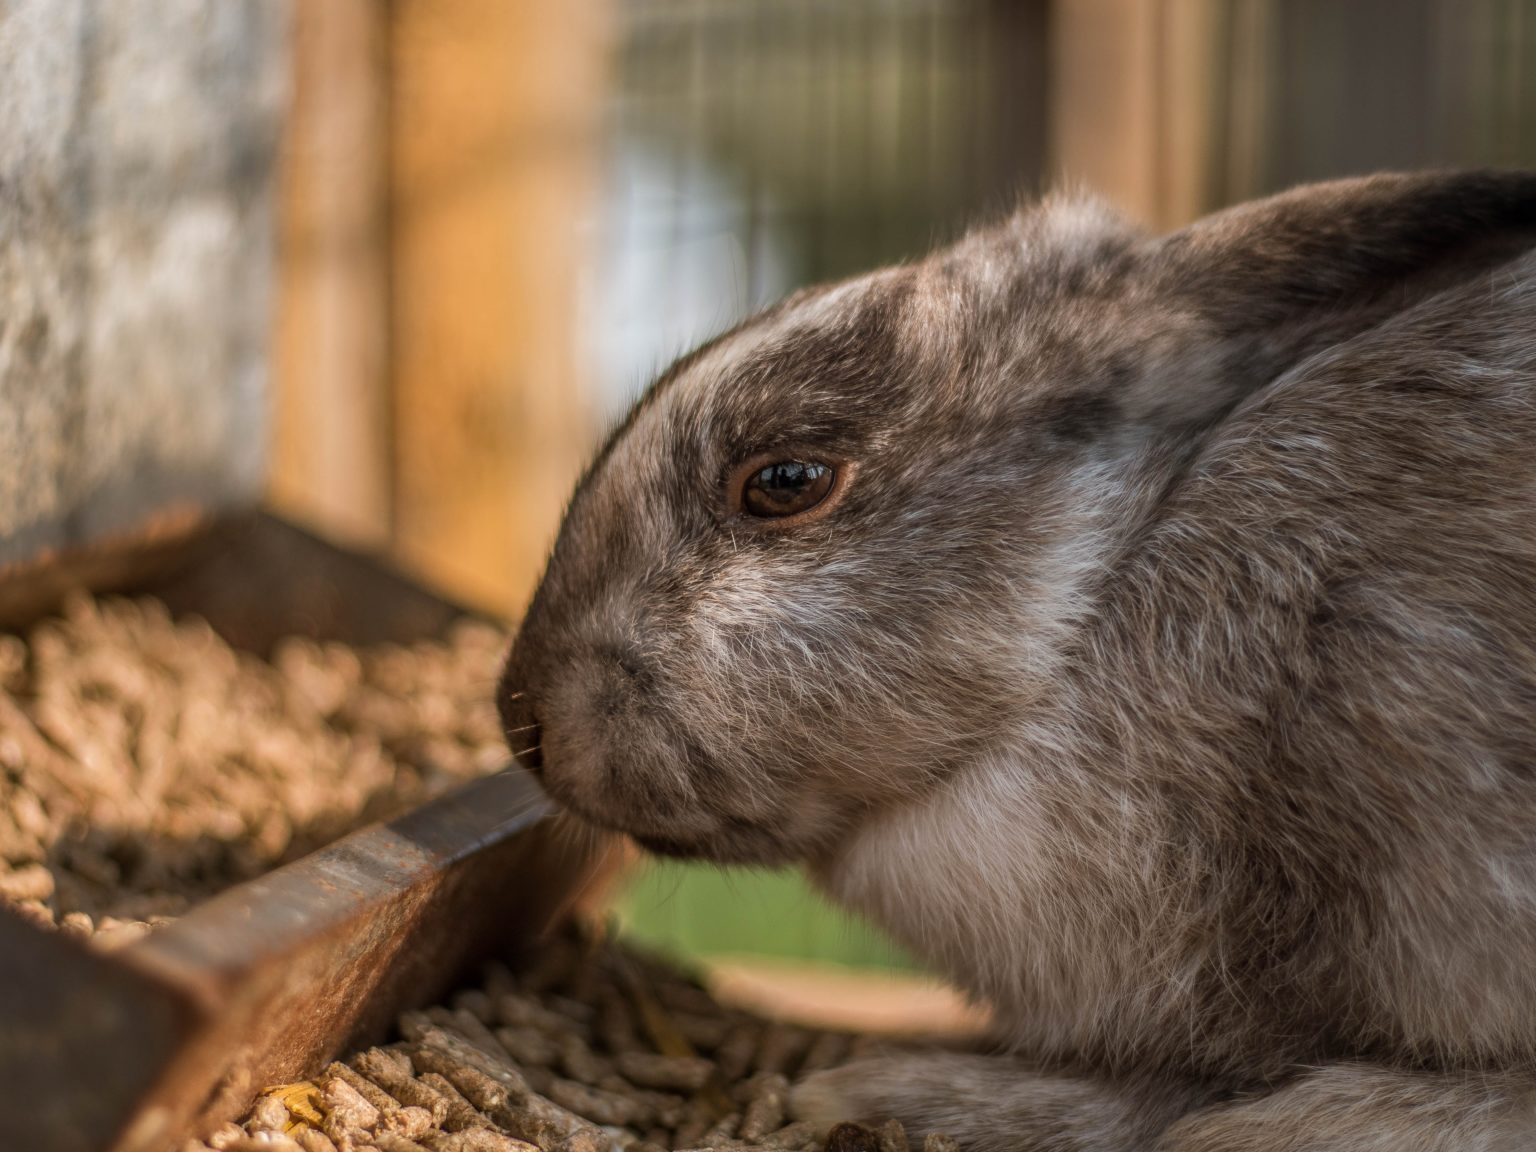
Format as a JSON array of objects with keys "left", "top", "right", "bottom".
[
  {"left": 270, "top": 0, "right": 1536, "bottom": 993},
  {"left": 6, "top": 0, "right": 1536, "bottom": 1015}
]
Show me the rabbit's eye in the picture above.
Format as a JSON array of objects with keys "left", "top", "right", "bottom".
[{"left": 742, "top": 460, "right": 834, "bottom": 518}]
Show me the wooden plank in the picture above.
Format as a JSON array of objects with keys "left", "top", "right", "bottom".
[
  {"left": 0, "top": 1, "right": 284, "bottom": 565},
  {"left": 73, "top": 1, "right": 285, "bottom": 544},
  {"left": 1049, "top": 0, "right": 1227, "bottom": 230},
  {"left": 1051, "top": 0, "right": 1536, "bottom": 227},
  {"left": 0, "top": 902, "right": 195, "bottom": 1152},
  {"left": 1156, "top": 1, "right": 1225, "bottom": 226},
  {"left": 0, "top": 769, "right": 601, "bottom": 1152},
  {"left": 0, "top": 0, "right": 92, "bottom": 564},
  {"left": 389, "top": 0, "right": 609, "bottom": 616},
  {"left": 1050, "top": 0, "right": 1162, "bottom": 226},
  {"left": 270, "top": 0, "right": 393, "bottom": 548},
  {"left": 112, "top": 770, "right": 588, "bottom": 1150}
]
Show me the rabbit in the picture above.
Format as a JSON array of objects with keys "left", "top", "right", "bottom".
[{"left": 499, "top": 170, "right": 1536, "bottom": 1150}]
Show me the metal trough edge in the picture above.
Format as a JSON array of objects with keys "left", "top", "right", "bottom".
[{"left": 0, "top": 769, "right": 606, "bottom": 1152}]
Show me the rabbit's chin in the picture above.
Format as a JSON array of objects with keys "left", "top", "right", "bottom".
[
  {"left": 537, "top": 782, "right": 807, "bottom": 866},
  {"left": 629, "top": 824, "right": 807, "bottom": 867}
]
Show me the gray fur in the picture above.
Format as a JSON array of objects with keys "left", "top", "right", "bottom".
[{"left": 500, "top": 171, "right": 1536, "bottom": 1149}]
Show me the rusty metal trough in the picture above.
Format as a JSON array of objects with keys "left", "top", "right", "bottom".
[{"left": 0, "top": 513, "right": 604, "bottom": 1152}]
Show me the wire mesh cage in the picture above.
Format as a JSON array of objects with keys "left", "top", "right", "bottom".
[
  {"left": 584, "top": 0, "right": 1536, "bottom": 418},
  {"left": 585, "top": 0, "right": 1048, "bottom": 419}
]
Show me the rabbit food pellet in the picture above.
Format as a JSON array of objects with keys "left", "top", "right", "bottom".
[
  {"left": 213, "top": 922, "right": 957, "bottom": 1152},
  {"left": 0, "top": 593, "right": 509, "bottom": 939}
]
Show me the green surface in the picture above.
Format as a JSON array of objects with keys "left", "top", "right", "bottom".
[{"left": 615, "top": 861, "right": 917, "bottom": 971}]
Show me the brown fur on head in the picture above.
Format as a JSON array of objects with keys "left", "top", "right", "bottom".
[
  {"left": 500, "top": 197, "right": 1136, "bottom": 866},
  {"left": 502, "top": 172, "right": 1536, "bottom": 1111}
]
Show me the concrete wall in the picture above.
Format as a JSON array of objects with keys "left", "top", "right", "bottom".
[{"left": 0, "top": 1, "right": 286, "bottom": 566}]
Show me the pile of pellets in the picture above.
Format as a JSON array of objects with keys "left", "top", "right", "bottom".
[
  {"left": 0, "top": 593, "right": 509, "bottom": 945},
  {"left": 203, "top": 923, "right": 958, "bottom": 1152}
]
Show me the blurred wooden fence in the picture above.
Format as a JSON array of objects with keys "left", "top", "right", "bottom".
[
  {"left": 1057, "top": 0, "right": 1536, "bottom": 231},
  {"left": 271, "top": 0, "right": 1536, "bottom": 622},
  {"left": 0, "top": 2, "right": 283, "bottom": 569},
  {"left": 272, "top": 0, "right": 607, "bottom": 616}
]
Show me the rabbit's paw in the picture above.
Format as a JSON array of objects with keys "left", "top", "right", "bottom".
[{"left": 791, "top": 1051, "right": 1183, "bottom": 1152}]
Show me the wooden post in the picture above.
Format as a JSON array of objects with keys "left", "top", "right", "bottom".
[
  {"left": 0, "top": 1, "right": 283, "bottom": 566},
  {"left": 270, "top": 0, "right": 393, "bottom": 548},
  {"left": 1050, "top": 0, "right": 1233, "bottom": 230},
  {"left": 389, "top": 0, "right": 610, "bottom": 617}
]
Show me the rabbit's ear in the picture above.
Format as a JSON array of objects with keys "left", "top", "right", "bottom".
[{"left": 1146, "top": 170, "right": 1536, "bottom": 400}]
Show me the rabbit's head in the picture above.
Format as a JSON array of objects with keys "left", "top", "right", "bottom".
[{"left": 500, "top": 171, "right": 1536, "bottom": 867}]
